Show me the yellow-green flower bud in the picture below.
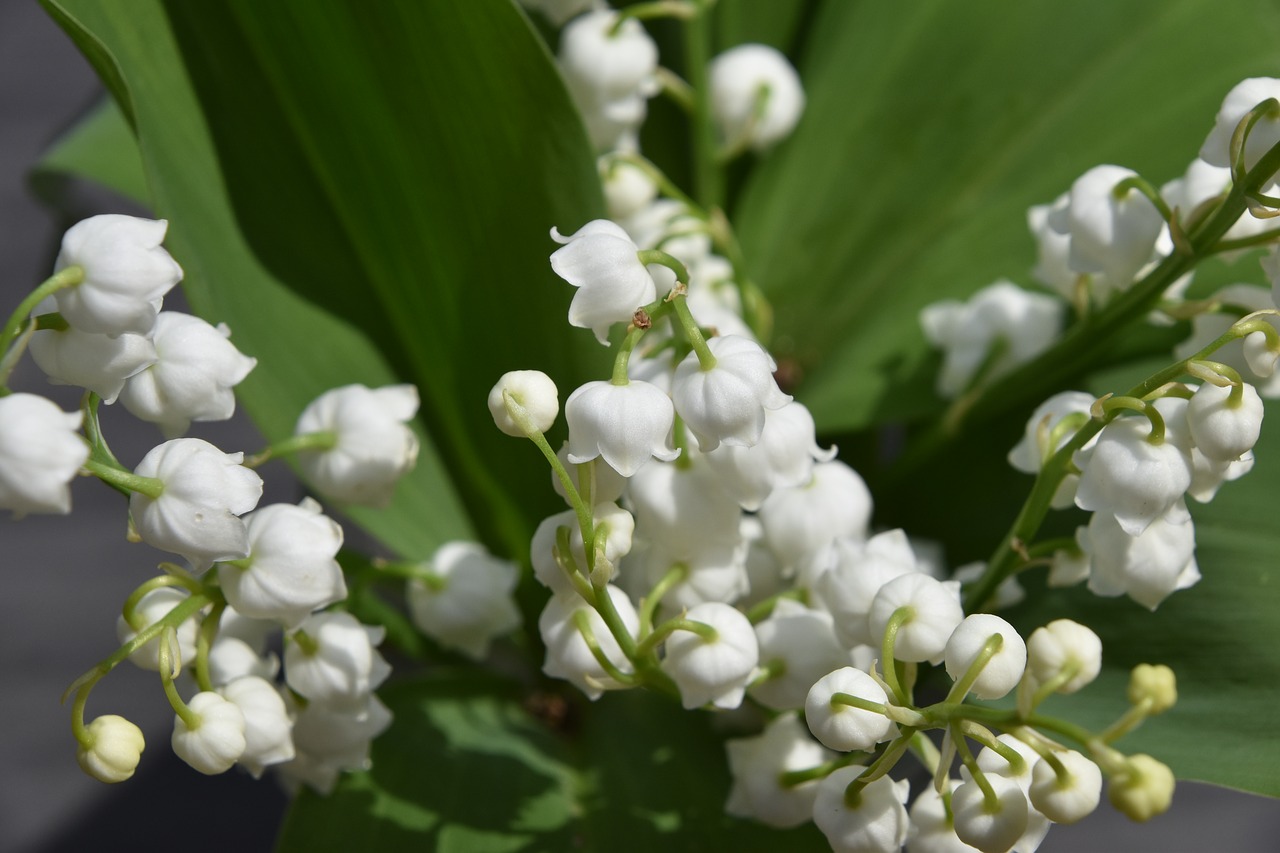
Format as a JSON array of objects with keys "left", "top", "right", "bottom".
[
  {"left": 1127, "top": 663, "right": 1177, "bottom": 715},
  {"left": 1107, "top": 754, "right": 1175, "bottom": 821}
]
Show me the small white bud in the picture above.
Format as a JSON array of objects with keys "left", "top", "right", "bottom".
[
  {"left": 804, "top": 666, "right": 895, "bottom": 753},
  {"left": 488, "top": 370, "right": 560, "bottom": 437},
  {"left": 77, "top": 715, "right": 146, "bottom": 783},
  {"left": 709, "top": 44, "right": 805, "bottom": 151},
  {"left": 1026, "top": 619, "right": 1102, "bottom": 694},
  {"left": 944, "top": 614, "right": 1027, "bottom": 700},
  {"left": 868, "top": 573, "right": 964, "bottom": 664},
  {"left": 1029, "top": 750, "right": 1102, "bottom": 824},
  {"left": 951, "top": 773, "right": 1029, "bottom": 853},
  {"left": 171, "top": 691, "right": 247, "bottom": 775}
]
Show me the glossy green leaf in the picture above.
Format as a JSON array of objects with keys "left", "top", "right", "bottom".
[
  {"left": 278, "top": 672, "right": 827, "bottom": 852},
  {"left": 44, "top": 0, "right": 609, "bottom": 559},
  {"left": 735, "top": 0, "right": 1280, "bottom": 432},
  {"left": 1002, "top": 399, "right": 1280, "bottom": 797}
]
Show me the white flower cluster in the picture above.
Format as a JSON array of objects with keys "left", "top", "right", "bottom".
[{"left": 0, "top": 215, "right": 437, "bottom": 793}]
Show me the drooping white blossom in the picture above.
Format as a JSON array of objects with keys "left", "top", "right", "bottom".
[
  {"left": 812, "top": 766, "right": 910, "bottom": 853},
  {"left": 1079, "top": 503, "right": 1200, "bottom": 610},
  {"left": 564, "top": 379, "right": 679, "bottom": 476},
  {"left": 217, "top": 498, "right": 347, "bottom": 629},
  {"left": 1053, "top": 165, "right": 1166, "bottom": 296},
  {"left": 281, "top": 693, "right": 393, "bottom": 794},
  {"left": 750, "top": 599, "right": 848, "bottom": 711},
  {"left": 704, "top": 400, "right": 836, "bottom": 510},
  {"left": 708, "top": 44, "right": 806, "bottom": 151},
  {"left": 219, "top": 675, "right": 295, "bottom": 778},
  {"left": 1199, "top": 77, "right": 1280, "bottom": 179},
  {"left": 551, "top": 220, "right": 658, "bottom": 344},
  {"left": 1007, "top": 390, "right": 1095, "bottom": 508},
  {"left": 660, "top": 602, "right": 759, "bottom": 710},
  {"left": 284, "top": 612, "right": 391, "bottom": 710},
  {"left": 920, "top": 281, "right": 1063, "bottom": 399},
  {"left": 28, "top": 296, "right": 156, "bottom": 403},
  {"left": 116, "top": 586, "right": 203, "bottom": 673},
  {"left": 1073, "top": 412, "right": 1192, "bottom": 537},
  {"left": 1175, "top": 284, "right": 1280, "bottom": 397},
  {"left": 725, "top": 713, "right": 837, "bottom": 829},
  {"left": 816, "top": 530, "right": 922, "bottom": 649},
  {"left": 539, "top": 584, "right": 639, "bottom": 700},
  {"left": 53, "top": 214, "right": 183, "bottom": 336},
  {"left": 759, "top": 460, "right": 873, "bottom": 571},
  {"left": 117, "top": 312, "right": 255, "bottom": 437},
  {"left": 406, "top": 541, "right": 522, "bottom": 659},
  {"left": 672, "top": 334, "right": 792, "bottom": 451},
  {"left": 171, "top": 691, "right": 247, "bottom": 775},
  {"left": 558, "top": 10, "right": 659, "bottom": 150},
  {"left": 868, "top": 573, "right": 964, "bottom": 664},
  {"left": 130, "top": 438, "right": 263, "bottom": 571},
  {"left": 907, "top": 782, "right": 984, "bottom": 853},
  {"left": 294, "top": 384, "right": 420, "bottom": 507},
  {"left": 1186, "top": 379, "right": 1264, "bottom": 462},
  {"left": 0, "top": 393, "right": 88, "bottom": 515}
]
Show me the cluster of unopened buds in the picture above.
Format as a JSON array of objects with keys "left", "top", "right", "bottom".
[{"left": 0, "top": 212, "right": 526, "bottom": 792}]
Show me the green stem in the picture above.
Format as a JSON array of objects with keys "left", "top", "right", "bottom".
[
  {"left": 639, "top": 563, "right": 688, "bottom": 635},
  {"left": 944, "top": 633, "right": 1003, "bottom": 704},
  {"left": 572, "top": 609, "right": 639, "bottom": 686},
  {"left": 612, "top": 323, "right": 647, "bottom": 385},
  {"left": 121, "top": 574, "right": 203, "bottom": 628},
  {"left": 82, "top": 459, "right": 164, "bottom": 500},
  {"left": 243, "top": 431, "right": 337, "bottom": 469},
  {"left": 879, "top": 607, "right": 913, "bottom": 705},
  {"left": 635, "top": 616, "right": 717, "bottom": 659},
  {"left": 0, "top": 265, "right": 84, "bottom": 363},
  {"left": 636, "top": 248, "right": 690, "bottom": 285},
  {"left": 159, "top": 628, "right": 201, "bottom": 730},
  {"left": 831, "top": 691, "right": 891, "bottom": 717},
  {"left": 655, "top": 67, "right": 696, "bottom": 114},
  {"left": 194, "top": 600, "right": 225, "bottom": 693},
  {"left": 671, "top": 292, "right": 717, "bottom": 370}
]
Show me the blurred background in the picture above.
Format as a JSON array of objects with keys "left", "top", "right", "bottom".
[{"left": 1, "top": 2, "right": 1277, "bottom": 851}]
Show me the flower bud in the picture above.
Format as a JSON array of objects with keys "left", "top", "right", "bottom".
[
  {"left": 1186, "top": 379, "right": 1264, "bottom": 462},
  {"left": 708, "top": 44, "right": 805, "bottom": 151},
  {"left": 812, "top": 766, "right": 910, "bottom": 853},
  {"left": 1026, "top": 619, "right": 1102, "bottom": 694},
  {"left": 171, "top": 691, "right": 247, "bottom": 775},
  {"left": 951, "top": 773, "right": 1030, "bottom": 853},
  {"left": 672, "top": 335, "right": 792, "bottom": 452},
  {"left": 488, "top": 370, "right": 559, "bottom": 437},
  {"left": 944, "top": 614, "right": 1027, "bottom": 700},
  {"left": 804, "top": 666, "right": 895, "bottom": 752},
  {"left": 868, "top": 573, "right": 964, "bottom": 664},
  {"left": 1127, "top": 663, "right": 1177, "bottom": 715},
  {"left": 77, "top": 715, "right": 145, "bottom": 783},
  {"left": 1029, "top": 750, "right": 1102, "bottom": 824},
  {"left": 1107, "top": 754, "right": 1175, "bottom": 821}
]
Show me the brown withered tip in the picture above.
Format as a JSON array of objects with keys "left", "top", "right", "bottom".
[
  {"left": 523, "top": 690, "right": 579, "bottom": 735},
  {"left": 632, "top": 308, "right": 652, "bottom": 329}
]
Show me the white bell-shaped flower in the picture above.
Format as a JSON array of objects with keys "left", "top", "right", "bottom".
[
  {"left": 725, "top": 713, "right": 837, "bottom": 829},
  {"left": 868, "top": 573, "right": 964, "bottom": 664},
  {"left": 1027, "top": 194, "right": 1081, "bottom": 301},
  {"left": 564, "top": 379, "right": 678, "bottom": 476},
  {"left": 760, "top": 460, "right": 873, "bottom": 570},
  {"left": 488, "top": 369, "right": 559, "bottom": 437},
  {"left": 1161, "top": 158, "right": 1270, "bottom": 250},
  {"left": 1243, "top": 328, "right": 1280, "bottom": 379},
  {"left": 908, "top": 782, "right": 984, "bottom": 853},
  {"left": 950, "top": 773, "right": 1030, "bottom": 853},
  {"left": 1025, "top": 619, "right": 1102, "bottom": 694},
  {"left": 672, "top": 335, "right": 791, "bottom": 451},
  {"left": 558, "top": 10, "right": 659, "bottom": 150},
  {"left": 600, "top": 156, "right": 658, "bottom": 220},
  {"left": 815, "top": 530, "right": 921, "bottom": 649},
  {"left": 117, "top": 587, "right": 202, "bottom": 672},
  {"left": 1029, "top": 750, "right": 1102, "bottom": 825},
  {"left": 282, "top": 692, "right": 392, "bottom": 794},
  {"left": 628, "top": 537, "right": 750, "bottom": 614},
  {"left": 1055, "top": 164, "right": 1166, "bottom": 294},
  {"left": 532, "top": 502, "right": 632, "bottom": 595},
  {"left": 750, "top": 599, "right": 848, "bottom": 711},
  {"left": 622, "top": 199, "right": 712, "bottom": 268},
  {"left": 812, "top": 766, "right": 910, "bottom": 853},
  {"left": 284, "top": 612, "right": 391, "bottom": 710},
  {"left": 53, "top": 214, "right": 182, "bottom": 336},
  {"left": 1073, "top": 412, "right": 1192, "bottom": 537},
  {"left": 1186, "top": 379, "right": 1264, "bottom": 462},
  {"left": 130, "top": 438, "right": 263, "bottom": 571},
  {"left": 77, "top": 715, "right": 146, "bottom": 784},
  {"left": 207, "top": 633, "right": 279, "bottom": 688},
  {"left": 1188, "top": 446, "right": 1254, "bottom": 503},
  {"left": 804, "top": 666, "right": 895, "bottom": 752},
  {"left": 552, "top": 441, "right": 627, "bottom": 505},
  {"left": 626, "top": 456, "right": 742, "bottom": 554},
  {"left": 119, "top": 312, "right": 256, "bottom": 437},
  {"left": 551, "top": 220, "right": 658, "bottom": 344},
  {"left": 407, "top": 541, "right": 521, "bottom": 660},
  {"left": 294, "top": 384, "right": 420, "bottom": 507},
  {"left": 705, "top": 400, "right": 836, "bottom": 510},
  {"left": 28, "top": 296, "right": 156, "bottom": 403},
  {"left": 539, "top": 585, "right": 639, "bottom": 700},
  {"left": 1200, "top": 78, "right": 1280, "bottom": 178},
  {"left": 709, "top": 44, "right": 805, "bottom": 151},
  {"left": 219, "top": 675, "right": 295, "bottom": 778},
  {"left": 1079, "top": 503, "right": 1199, "bottom": 610},
  {"left": 944, "top": 614, "right": 1027, "bottom": 700},
  {"left": 171, "top": 691, "right": 246, "bottom": 775},
  {"left": 1175, "top": 284, "right": 1280, "bottom": 397},
  {"left": 660, "top": 601, "right": 759, "bottom": 710},
  {"left": 1007, "top": 390, "right": 1095, "bottom": 508},
  {"left": 217, "top": 498, "right": 347, "bottom": 629},
  {"left": 920, "top": 281, "right": 1064, "bottom": 399},
  {"left": 0, "top": 393, "right": 89, "bottom": 515}
]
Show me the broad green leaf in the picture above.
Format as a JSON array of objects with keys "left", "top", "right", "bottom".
[
  {"left": 1002, "top": 400, "right": 1280, "bottom": 797},
  {"left": 29, "top": 98, "right": 147, "bottom": 208},
  {"left": 44, "top": 0, "right": 609, "bottom": 559},
  {"left": 713, "top": 0, "right": 815, "bottom": 54},
  {"left": 735, "top": 0, "right": 1280, "bottom": 432},
  {"left": 278, "top": 672, "right": 827, "bottom": 852}
]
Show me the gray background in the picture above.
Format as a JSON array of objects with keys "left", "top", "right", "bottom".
[{"left": 2, "top": 2, "right": 1278, "bottom": 851}]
